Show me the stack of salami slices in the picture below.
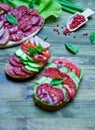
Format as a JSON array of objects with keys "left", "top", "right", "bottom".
[
  {"left": 5, "top": 36, "right": 51, "bottom": 79},
  {"left": 0, "top": 3, "right": 44, "bottom": 48},
  {"left": 33, "top": 57, "right": 83, "bottom": 111}
]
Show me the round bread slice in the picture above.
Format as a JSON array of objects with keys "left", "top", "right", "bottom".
[{"left": 33, "top": 57, "right": 83, "bottom": 111}]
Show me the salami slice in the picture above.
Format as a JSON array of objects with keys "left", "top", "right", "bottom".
[
  {"left": 31, "top": 15, "right": 40, "bottom": 25},
  {"left": 13, "top": 67, "right": 28, "bottom": 76},
  {"left": 7, "top": 25, "right": 18, "bottom": 34},
  {"left": 9, "top": 55, "right": 23, "bottom": 67},
  {"left": 0, "top": 26, "right": 4, "bottom": 37},
  {"left": 0, "top": 21, "right": 3, "bottom": 28},
  {"left": 0, "top": 28, "right": 9, "bottom": 46},
  {"left": 10, "top": 6, "right": 28, "bottom": 20},
  {"left": 0, "top": 3, "right": 11, "bottom": 12},
  {"left": 27, "top": 9, "right": 39, "bottom": 16},
  {"left": 9, "top": 30, "right": 24, "bottom": 41},
  {"left": 6, "top": 63, "right": 15, "bottom": 76},
  {"left": 36, "top": 83, "right": 62, "bottom": 105}
]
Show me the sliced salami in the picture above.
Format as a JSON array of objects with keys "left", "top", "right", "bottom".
[
  {"left": 7, "top": 25, "right": 18, "bottom": 34},
  {"left": 9, "top": 30, "right": 24, "bottom": 41},
  {"left": 27, "top": 9, "right": 39, "bottom": 16},
  {"left": 0, "top": 26, "right": 5, "bottom": 37},
  {"left": 31, "top": 15, "right": 40, "bottom": 25},
  {"left": 0, "top": 3, "right": 11, "bottom": 12},
  {"left": 6, "top": 63, "right": 15, "bottom": 76},
  {"left": 9, "top": 55, "right": 23, "bottom": 67},
  {"left": 0, "top": 21, "right": 3, "bottom": 28},
  {"left": 0, "top": 28, "right": 9, "bottom": 46},
  {"left": 10, "top": 6, "right": 28, "bottom": 20},
  {"left": 13, "top": 67, "right": 28, "bottom": 76}
]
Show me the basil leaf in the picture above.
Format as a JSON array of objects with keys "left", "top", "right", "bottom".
[
  {"left": 90, "top": 32, "right": 95, "bottom": 44},
  {"left": 43, "top": 36, "right": 48, "bottom": 41},
  {"left": 28, "top": 47, "right": 37, "bottom": 56},
  {"left": 50, "top": 78, "right": 63, "bottom": 86},
  {"left": 37, "top": 44, "right": 43, "bottom": 53},
  {"left": 65, "top": 42, "right": 79, "bottom": 54},
  {"left": 6, "top": 14, "right": 18, "bottom": 24}
]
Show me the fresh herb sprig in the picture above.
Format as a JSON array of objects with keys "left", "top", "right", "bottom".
[{"left": 28, "top": 44, "right": 43, "bottom": 56}]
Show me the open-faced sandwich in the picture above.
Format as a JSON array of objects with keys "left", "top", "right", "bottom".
[
  {"left": 5, "top": 36, "right": 51, "bottom": 79},
  {"left": 0, "top": 3, "right": 44, "bottom": 48},
  {"left": 33, "top": 57, "right": 83, "bottom": 111}
]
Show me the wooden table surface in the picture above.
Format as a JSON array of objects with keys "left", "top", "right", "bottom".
[{"left": 0, "top": 0, "right": 95, "bottom": 130}]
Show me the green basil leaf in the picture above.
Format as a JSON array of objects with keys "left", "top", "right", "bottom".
[
  {"left": 37, "top": 43, "right": 43, "bottom": 53},
  {"left": 90, "top": 32, "right": 95, "bottom": 44},
  {"left": 50, "top": 78, "right": 63, "bottom": 86},
  {"left": 43, "top": 36, "right": 48, "bottom": 41},
  {"left": 28, "top": 47, "right": 37, "bottom": 56},
  {"left": 65, "top": 42, "right": 79, "bottom": 54},
  {"left": 6, "top": 14, "right": 18, "bottom": 24}
]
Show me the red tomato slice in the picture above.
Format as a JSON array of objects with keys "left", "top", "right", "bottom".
[
  {"left": 63, "top": 79, "right": 76, "bottom": 99},
  {"left": 52, "top": 58, "right": 81, "bottom": 78},
  {"left": 42, "top": 51, "right": 51, "bottom": 58},
  {"left": 44, "top": 68, "right": 62, "bottom": 79},
  {"left": 22, "top": 41, "right": 36, "bottom": 49}
]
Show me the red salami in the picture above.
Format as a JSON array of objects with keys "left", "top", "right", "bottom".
[
  {"left": 7, "top": 25, "right": 18, "bottom": 34},
  {"left": 31, "top": 15, "right": 40, "bottom": 25},
  {"left": 10, "top": 6, "right": 28, "bottom": 20},
  {"left": 0, "top": 3, "right": 11, "bottom": 12},
  {"left": 9, "top": 55, "right": 23, "bottom": 67},
  {"left": 13, "top": 67, "right": 28, "bottom": 76},
  {"left": 6, "top": 63, "right": 15, "bottom": 76},
  {"left": 0, "top": 26, "right": 4, "bottom": 37},
  {"left": 36, "top": 83, "right": 63, "bottom": 105},
  {"left": 0, "top": 21, "right": 3, "bottom": 28},
  {"left": 9, "top": 30, "right": 24, "bottom": 41},
  {"left": 0, "top": 28, "right": 9, "bottom": 45},
  {"left": 27, "top": 9, "right": 39, "bottom": 16}
]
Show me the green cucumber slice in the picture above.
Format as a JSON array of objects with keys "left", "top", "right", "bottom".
[
  {"left": 36, "top": 76, "right": 48, "bottom": 84},
  {"left": 59, "top": 66, "right": 68, "bottom": 73},
  {"left": 47, "top": 62, "right": 57, "bottom": 68},
  {"left": 26, "top": 56, "right": 35, "bottom": 62},
  {"left": 20, "top": 53, "right": 28, "bottom": 61},
  {"left": 15, "top": 48, "right": 24, "bottom": 57},
  {"left": 67, "top": 71, "right": 80, "bottom": 89},
  {"left": 25, "top": 65, "right": 39, "bottom": 72},
  {"left": 27, "top": 62, "right": 41, "bottom": 68}
]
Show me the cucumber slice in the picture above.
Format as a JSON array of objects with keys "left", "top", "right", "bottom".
[
  {"left": 28, "top": 62, "right": 41, "bottom": 68},
  {"left": 20, "top": 53, "right": 28, "bottom": 61},
  {"left": 36, "top": 76, "right": 48, "bottom": 84},
  {"left": 15, "top": 48, "right": 24, "bottom": 57},
  {"left": 25, "top": 65, "right": 39, "bottom": 72},
  {"left": 67, "top": 71, "right": 80, "bottom": 89},
  {"left": 59, "top": 66, "right": 68, "bottom": 73},
  {"left": 47, "top": 62, "right": 57, "bottom": 68},
  {"left": 26, "top": 56, "right": 35, "bottom": 62}
]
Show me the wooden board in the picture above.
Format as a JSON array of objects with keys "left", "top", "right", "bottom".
[{"left": 0, "top": 0, "right": 95, "bottom": 129}]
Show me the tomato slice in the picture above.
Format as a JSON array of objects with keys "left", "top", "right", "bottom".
[
  {"left": 63, "top": 79, "right": 76, "bottom": 99},
  {"left": 42, "top": 51, "right": 51, "bottom": 58},
  {"left": 22, "top": 41, "right": 36, "bottom": 49},
  {"left": 52, "top": 58, "right": 81, "bottom": 78},
  {"left": 44, "top": 68, "right": 62, "bottom": 79}
]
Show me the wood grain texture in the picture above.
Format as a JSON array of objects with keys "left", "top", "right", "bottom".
[{"left": 0, "top": 0, "right": 95, "bottom": 130}]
